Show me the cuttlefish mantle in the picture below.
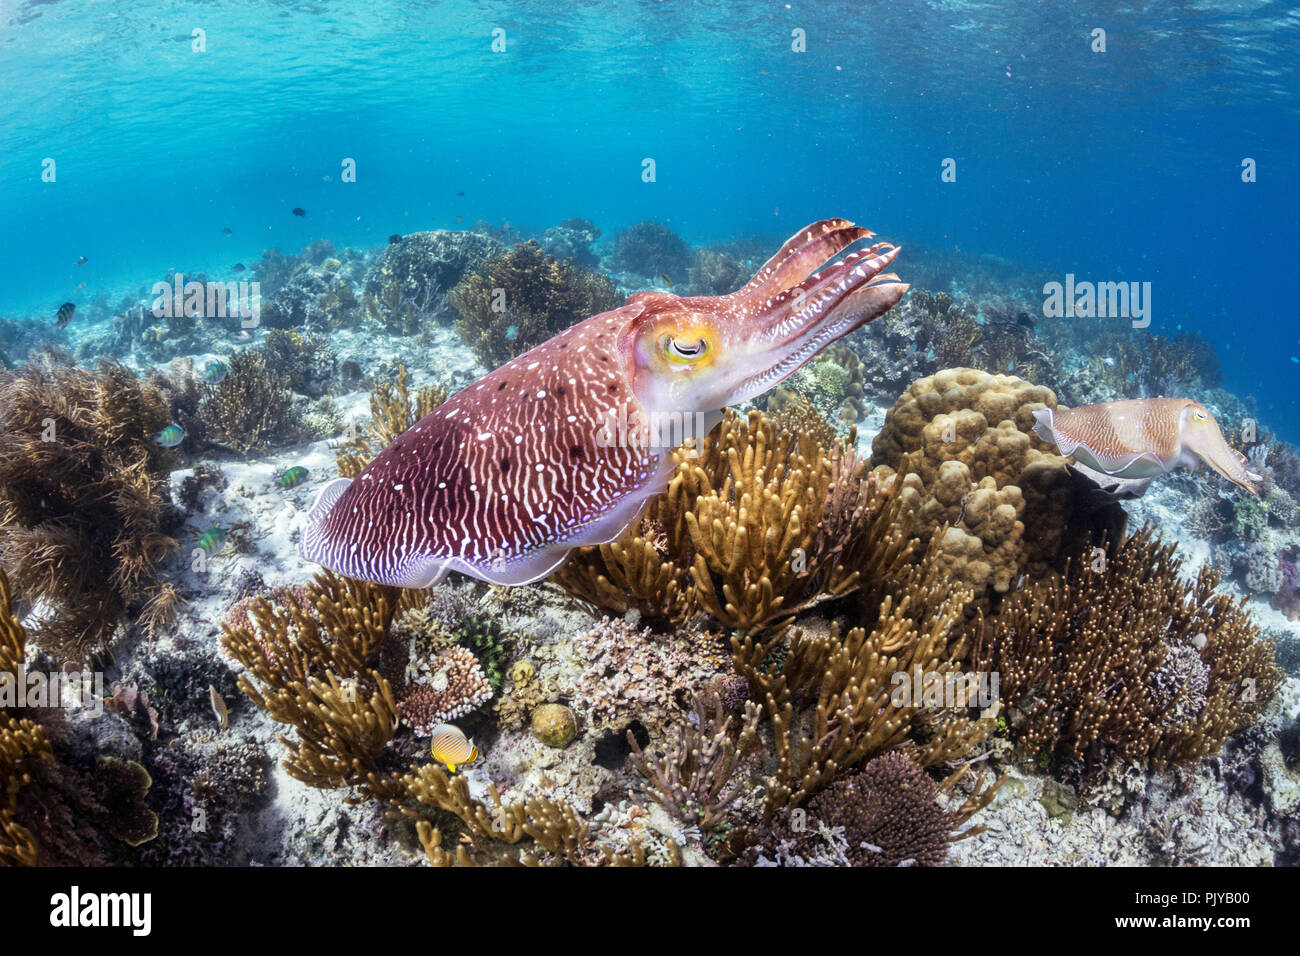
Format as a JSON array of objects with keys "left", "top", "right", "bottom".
[
  {"left": 1031, "top": 397, "right": 1261, "bottom": 499},
  {"left": 300, "top": 218, "right": 908, "bottom": 587}
]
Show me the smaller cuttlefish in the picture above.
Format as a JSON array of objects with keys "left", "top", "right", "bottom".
[{"left": 1031, "top": 397, "right": 1261, "bottom": 497}]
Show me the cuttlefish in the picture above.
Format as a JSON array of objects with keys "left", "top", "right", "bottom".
[
  {"left": 1031, "top": 398, "right": 1261, "bottom": 498},
  {"left": 301, "top": 218, "right": 907, "bottom": 586}
]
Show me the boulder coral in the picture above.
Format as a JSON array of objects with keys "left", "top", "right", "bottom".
[{"left": 870, "top": 367, "right": 1124, "bottom": 598}]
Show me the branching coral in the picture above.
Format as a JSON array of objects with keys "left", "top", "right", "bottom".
[
  {"left": 628, "top": 686, "right": 761, "bottom": 831},
  {"left": 0, "top": 355, "right": 182, "bottom": 659},
  {"left": 735, "top": 554, "right": 995, "bottom": 819},
  {"left": 0, "top": 570, "right": 53, "bottom": 866},
  {"left": 555, "top": 409, "right": 915, "bottom": 634},
  {"left": 197, "top": 348, "right": 302, "bottom": 455},
  {"left": 970, "top": 526, "right": 1282, "bottom": 769},
  {"left": 448, "top": 240, "right": 619, "bottom": 369},
  {"left": 260, "top": 329, "right": 338, "bottom": 397},
  {"left": 757, "top": 751, "right": 1001, "bottom": 867},
  {"left": 335, "top": 364, "right": 446, "bottom": 478}
]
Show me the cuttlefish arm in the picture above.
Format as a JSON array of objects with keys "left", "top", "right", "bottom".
[
  {"left": 1031, "top": 398, "right": 1261, "bottom": 496},
  {"left": 300, "top": 218, "right": 907, "bottom": 588}
]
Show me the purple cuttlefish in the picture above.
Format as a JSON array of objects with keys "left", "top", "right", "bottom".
[
  {"left": 301, "top": 218, "right": 907, "bottom": 586},
  {"left": 1032, "top": 397, "right": 1261, "bottom": 498}
]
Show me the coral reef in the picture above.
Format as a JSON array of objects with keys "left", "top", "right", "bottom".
[
  {"left": 688, "top": 247, "right": 751, "bottom": 296},
  {"left": 628, "top": 685, "right": 761, "bottom": 831},
  {"left": 754, "top": 752, "right": 998, "bottom": 866},
  {"left": 970, "top": 526, "right": 1282, "bottom": 770},
  {"left": 334, "top": 364, "right": 447, "bottom": 478},
  {"left": 262, "top": 256, "right": 363, "bottom": 331},
  {"left": 448, "top": 240, "right": 619, "bottom": 369},
  {"left": 196, "top": 348, "right": 303, "bottom": 455},
  {"left": 260, "top": 329, "right": 339, "bottom": 397},
  {"left": 362, "top": 230, "right": 501, "bottom": 334},
  {"left": 870, "top": 367, "right": 1125, "bottom": 598},
  {"left": 0, "top": 355, "right": 183, "bottom": 659},
  {"left": 0, "top": 570, "right": 53, "bottom": 866},
  {"left": 537, "top": 217, "right": 602, "bottom": 269},
  {"left": 555, "top": 409, "right": 915, "bottom": 633},
  {"left": 610, "top": 221, "right": 691, "bottom": 283},
  {"left": 734, "top": 554, "right": 995, "bottom": 818}
]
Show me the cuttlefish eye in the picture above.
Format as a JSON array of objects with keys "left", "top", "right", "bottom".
[
  {"left": 662, "top": 333, "right": 712, "bottom": 365},
  {"left": 1192, "top": 409, "right": 1208, "bottom": 423}
]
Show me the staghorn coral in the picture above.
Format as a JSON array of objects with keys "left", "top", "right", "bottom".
[
  {"left": 554, "top": 409, "right": 916, "bottom": 634},
  {"left": 735, "top": 553, "right": 995, "bottom": 819},
  {"left": 335, "top": 364, "right": 447, "bottom": 478},
  {"left": 970, "top": 526, "right": 1282, "bottom": 770},
  {"left": 0, "top": 356, "right": 182, "bottom": 659},
  {"left": 448, "top": 240, "right": 619, "bottom": 369},
  {"left": 628, "top": 686, "right": 761, "bottom": 831},
  {"left": 870, "top": 367, "right": 1124, "bottom": 598},
  {"left": 197, "top": 348, "right": 302, "bottom": 455}
]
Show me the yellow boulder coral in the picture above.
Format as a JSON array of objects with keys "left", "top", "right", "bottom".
[{"left": 871, "top": 368, "right": 1114, "bottom": 597}]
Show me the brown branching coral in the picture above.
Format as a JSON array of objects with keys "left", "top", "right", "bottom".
[
  {"left": 449, "top": 239, "right": 620, "bottom": 369},
  {"left": 628, "top": 687, "right": 761, "bottom": 831},
  {"left": 735, "top": 554, "right": 995, "bottom": 819},
  {"left": 219, "top": 571, "right": 404, "bottom": 789},
  {"left": 758, "top": 751, "right": 1001, "bottom": 867},
  {"left": 335, "top": 364, "right": 446, "bottom": 478},
  {"left": 221, "top": 573, "right": 651, "bottom": 865},
  {"left": 0, "top": 356, "right": 181, "bottom": 659},
  {"left": 0, "top": 571, "right": 53, "bottom": 867},
  {"left": 555, "top": 409, "right": 915, "bottom": 634},
  {"left": 197, "top": 348, "right": 302, "bottom": 455},
  {"left": 871, "top": 367, "right": 1124, "bottom": 598},
  {"left": 970, "top": 525, "right": 1282, "bottom": 769}
]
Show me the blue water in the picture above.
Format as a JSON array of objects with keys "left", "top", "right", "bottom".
[{"left": 2, "top": 0, "right": 1297, "bottom": 436}]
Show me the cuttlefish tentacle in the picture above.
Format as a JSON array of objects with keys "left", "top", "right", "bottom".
[
  {"left": 1031, "top": 397, "right": 1261, "bottom": 496},
  {"left": 300, "top": 218, "right": 909, "bottom": 588},
  {"left": 737, "top": 218, "right": 875, "bottom": 299}
]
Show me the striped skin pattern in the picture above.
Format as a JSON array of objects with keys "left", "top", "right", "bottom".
[
  {"left": 300, "top": 218, "right": 909, "bottom": 587},
  {"left": 1032, "top": 397, "right": 1260, "bottom": 495}
]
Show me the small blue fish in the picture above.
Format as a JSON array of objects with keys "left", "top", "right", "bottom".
[
  {"left": 233, "top": 329, "right": 254, "bottom": 344},
  {"left": 156, "top": 424, "right": 186, "bottom": 447},
  {"left": 1291, "top": 356, "right": 1299, "bottom": 364},
  {"left": 201, "top": 361, "right": 228, "bottom": 385},
  {"left": 197, "top": 526, "right": 227, "bottom": 552},
  {"left": 925, "top": 348, "right": 936, "bottom": 362},
  {"left": 975, "top": 312, "right": 987, "bottom": 326},
  {"left": 505, "top": 324, "right": 519, "bottom": 341}
]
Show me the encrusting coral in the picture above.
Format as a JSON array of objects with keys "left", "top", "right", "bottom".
[
  {"left": 970, "top": 525, "right": 1282, "bottom": 769},
  {"left": 870, "top": 367, "right": 1125, "bottom": 599},
  {"left": 0, "top": 354, "right": 183, "bottom": 659},
  {"left": 448, "top": 239, "right": 619, "bottom": 369},
  {"left": 554, "top": 409, "right": 915, "bottom": 634},
  {"left": 220, "top": 572, "right": 652, "bottom": 865}
]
